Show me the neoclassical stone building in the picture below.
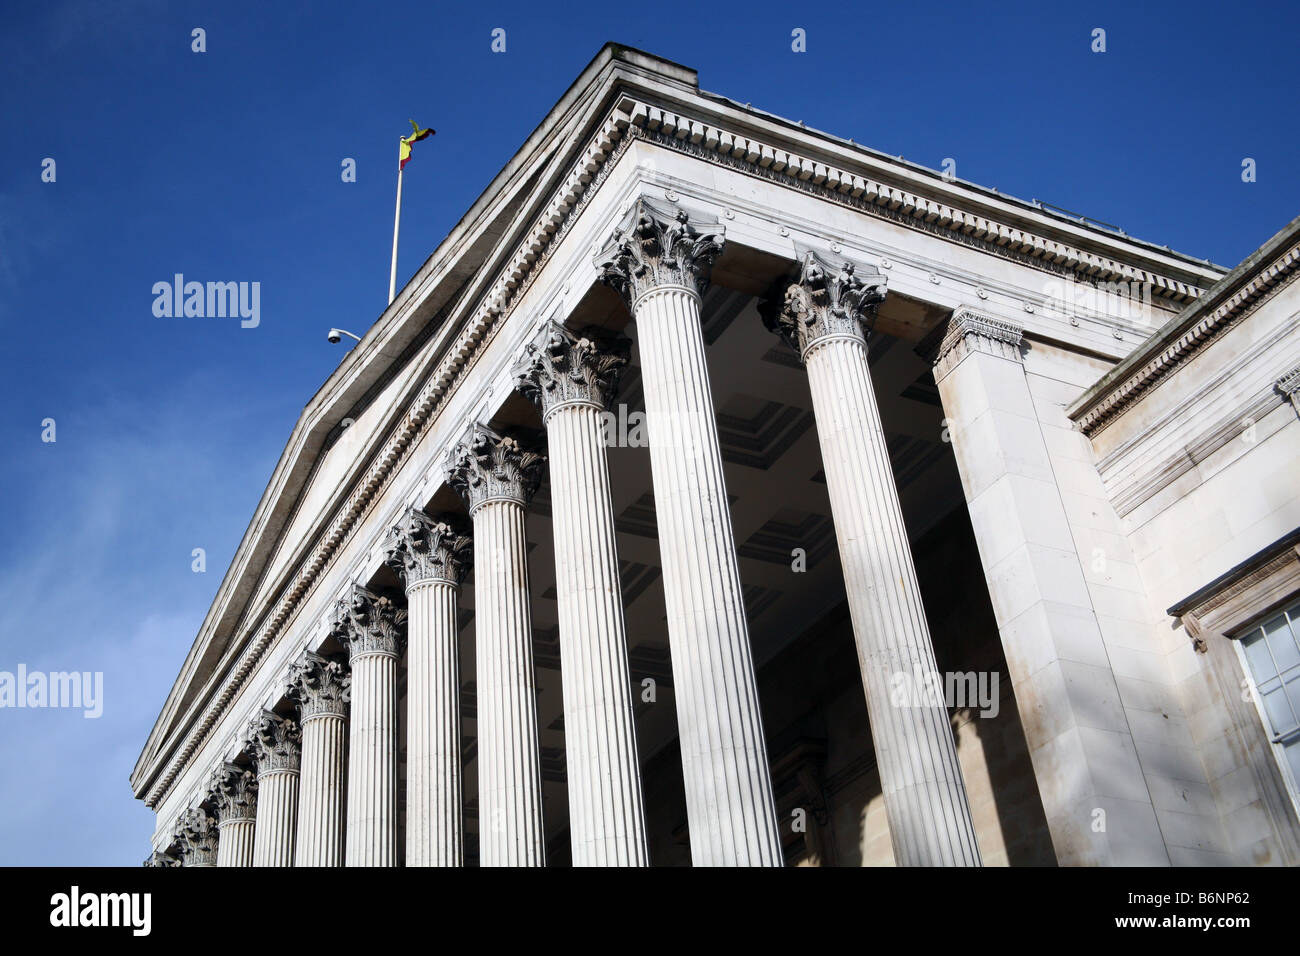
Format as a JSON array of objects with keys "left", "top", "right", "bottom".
[{"left": 133, "top": 44, "right": 1300, "bottom": 867}]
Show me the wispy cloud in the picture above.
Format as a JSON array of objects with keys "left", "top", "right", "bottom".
[{"left": 0, "top": 371, "right": 285, "bottom": 864}]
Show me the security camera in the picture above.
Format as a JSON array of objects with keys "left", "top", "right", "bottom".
[{"left": 327, "top": 329, "right": 342, "bottom": 344}]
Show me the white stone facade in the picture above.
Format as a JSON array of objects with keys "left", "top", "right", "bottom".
[{"left": 133, "top": 44, "right": 1300, "bottom": 866}]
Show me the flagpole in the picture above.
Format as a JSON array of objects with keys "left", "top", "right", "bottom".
[{"left": 388, "top": 138, "right": 403, "bottom": 305}]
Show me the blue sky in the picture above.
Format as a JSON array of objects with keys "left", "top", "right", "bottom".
[{"left": 1, "top": 0, "right": 1297, "bottom": 865}]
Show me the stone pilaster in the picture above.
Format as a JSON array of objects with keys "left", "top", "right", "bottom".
[
  {"left": 286, "top": 651, "right": 350, "bottom": 867},
  {"left": 209, "top": 762, "right": 257, "bottom": 867},
  {"left": 175, "top": 807, "right": 218, "bottom": 868},
  {"left": 247, "top": 710, "right": 301, "bottom": 867},
  {"left": 761, "top": 252, "right": 982, "bottom": 866},
  {"left": 385, "top": 507, "right": 471, "bottom": 867},
  {"left": 926, "top": 306, "right": 1168, "bottom": 865},
  {"left": 331, "top": 585, "right": 406, "bottom": 866},
  {"left": 446, "top": 424, "right": 547, "bottom": 866},
  {"left": 595, "top": 200, "right": 783, "bottom": 866},
  {"left": 515, "top": 322, "right": 650, "bottom": 866}
]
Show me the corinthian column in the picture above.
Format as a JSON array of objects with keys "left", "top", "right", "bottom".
[
  {"left": 209, "top": 763, "right": 257, "bottom": 867},
  {"left": 759, "top": 251, "right": 981, "bottom": 867},
  {"left": 595, "top": 200, "right": 782, "bottom": 866},
  {"left": 332, "top": 585, "right": 406, "bottom": 866},
  {"left": 386, "top": 508, "right": 471, "bottom": 867},
  {"left": 446, "top": 425, "right": 547, "bottom": 866},
  {"left": 247, "top": 710, "right": 301, "bottom": 867},
  {"left": 176, "top": 807, "right": 218, "bottom": 868},
  {"left": 515, "top": 323, "right": 649, "bottom": 866},
  {"left": 286, "top": 651, "right": 350, "bottom": 867}
]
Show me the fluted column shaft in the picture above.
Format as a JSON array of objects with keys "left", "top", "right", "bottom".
[
  {"left": 634, "top": 284, "right": 783, "bottom": 866},
  {"left": 215, "top": 818, "right": 254, "bottom": 866},
  {"left": 252, "top": 768, "right": 299, "bottom": 866},
  {"left": 296, "top": 712, "right": 346, "bottom": 866},
  {"left": 515, "top": 322, "right": 649, "bottom": 866},
  {"left": 331, "top": 587, "right": 404, "bottom": 867},
  {"left": 762, "top": 251, "right": 980, "bottom": 866},
  {"left": 804, "top": 331, "right": 981, "bottom": 865},
  {"left": 345, "top": 650, "right": 399, "bottom": 865},
  {"left": 405, "top": 577, "right": 463, "bottom": 866},
  {"left": 546, "top": 400, "right": 649, "bottom": 865},
  {"left": 473, "top": 498, "right": 546, "bottom": 866},
  {"left": 246, "top": 711, "right": 300, "bottom": 867}
]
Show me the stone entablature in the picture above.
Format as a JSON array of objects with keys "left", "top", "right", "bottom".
[
  {"left": 133, "top": 44, "right": 1228, "bottom": 817},
  {"left": 627, "top": 112, "right": 1213, "bottom": 301},
  {"left": 1070, "top": 222, "right": 1300, "bottom": 519},
  {"left": 1069, "top": 222, "right": 1300, "bottom": 437}
]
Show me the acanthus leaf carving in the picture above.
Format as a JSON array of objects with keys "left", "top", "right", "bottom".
[
  {"left": 514, "top": 321, "right": 631, "bottom": 417},
  {"left": 595, "top": 199, "right": 725, "bottom": 306},
  {"left": 175, "top": 806, "right": 218, "bottom": 866},
  {"left": 285, "top": 650, "right": 351, "bottom": 721},
  {"left": 384, "top": 507, "right": 472, "bottom": 588},
  {"left": 208, "top": 761, "right": 258, "bottom": 823},
  {"left": 329, "top": 585, "right": 408, "bottom": 661},
  {"left": 758, "top": 250, "right": 887, "bottom": 360},
  {"left": 245, "top": 710, "right": 302, "bottom": 775},
  {"left": 445, "top": 424, "right": 545, "bottom": 513}
]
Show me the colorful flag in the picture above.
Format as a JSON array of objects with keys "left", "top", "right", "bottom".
[{"left": 399, "top": 119, "right": 435, "bottom": 170}]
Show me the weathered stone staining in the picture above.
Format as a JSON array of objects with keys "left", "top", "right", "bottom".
[{"left": 135, "top": 45, "right": 1300, "bottom": 870}]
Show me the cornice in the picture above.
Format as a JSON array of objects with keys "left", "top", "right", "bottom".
[
  {"left": 1168, "top": 528, "right": 1300, "bottom": 630},
  {"left": 630, "top": 115, "right": 1212, "bottom": 303},
  {"left": 1069, "top": 222, "right": 1300, "bottom": 437}
]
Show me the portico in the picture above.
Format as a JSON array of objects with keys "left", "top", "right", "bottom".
[{"left": 136, "top": 44, "right": 1291, "bottom": 868}]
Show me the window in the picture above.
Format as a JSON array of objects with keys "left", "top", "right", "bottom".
[{"left": 1237, "top": 600, "right": 1300, "bottom": 810}]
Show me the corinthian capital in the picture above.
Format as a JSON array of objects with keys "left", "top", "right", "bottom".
[
  {"left": 175, "top": 807, "right": 218, "bottom": 866},
  {"left": 514, "top": 322, "right": 631, "bottom": 418},
  {"left": 144, "top": 850, "right": 180, "bottom": 868},
  {"left": 286, "top": 651, "right": 351, "bottom": 721},
  {"left": 445, "top": 424, "right": 545, "bottom": 513},
  {"left": 246, "top": 710, "right": 302, "bottom": 775},
  {"left": 208, "top": 762, "right": 258, "bottom": 823},
  {"left": 758, "top": 251, "right": 887, "bottom": 360},
  {"left": 595, "top": 199, "right": 725, "bottom": 306},
  {"left": 330, "top": 585, "right": 408, "bottom": 661},
  {"left": 385, "top": 507, "right": 472, "bottom": 588}
]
